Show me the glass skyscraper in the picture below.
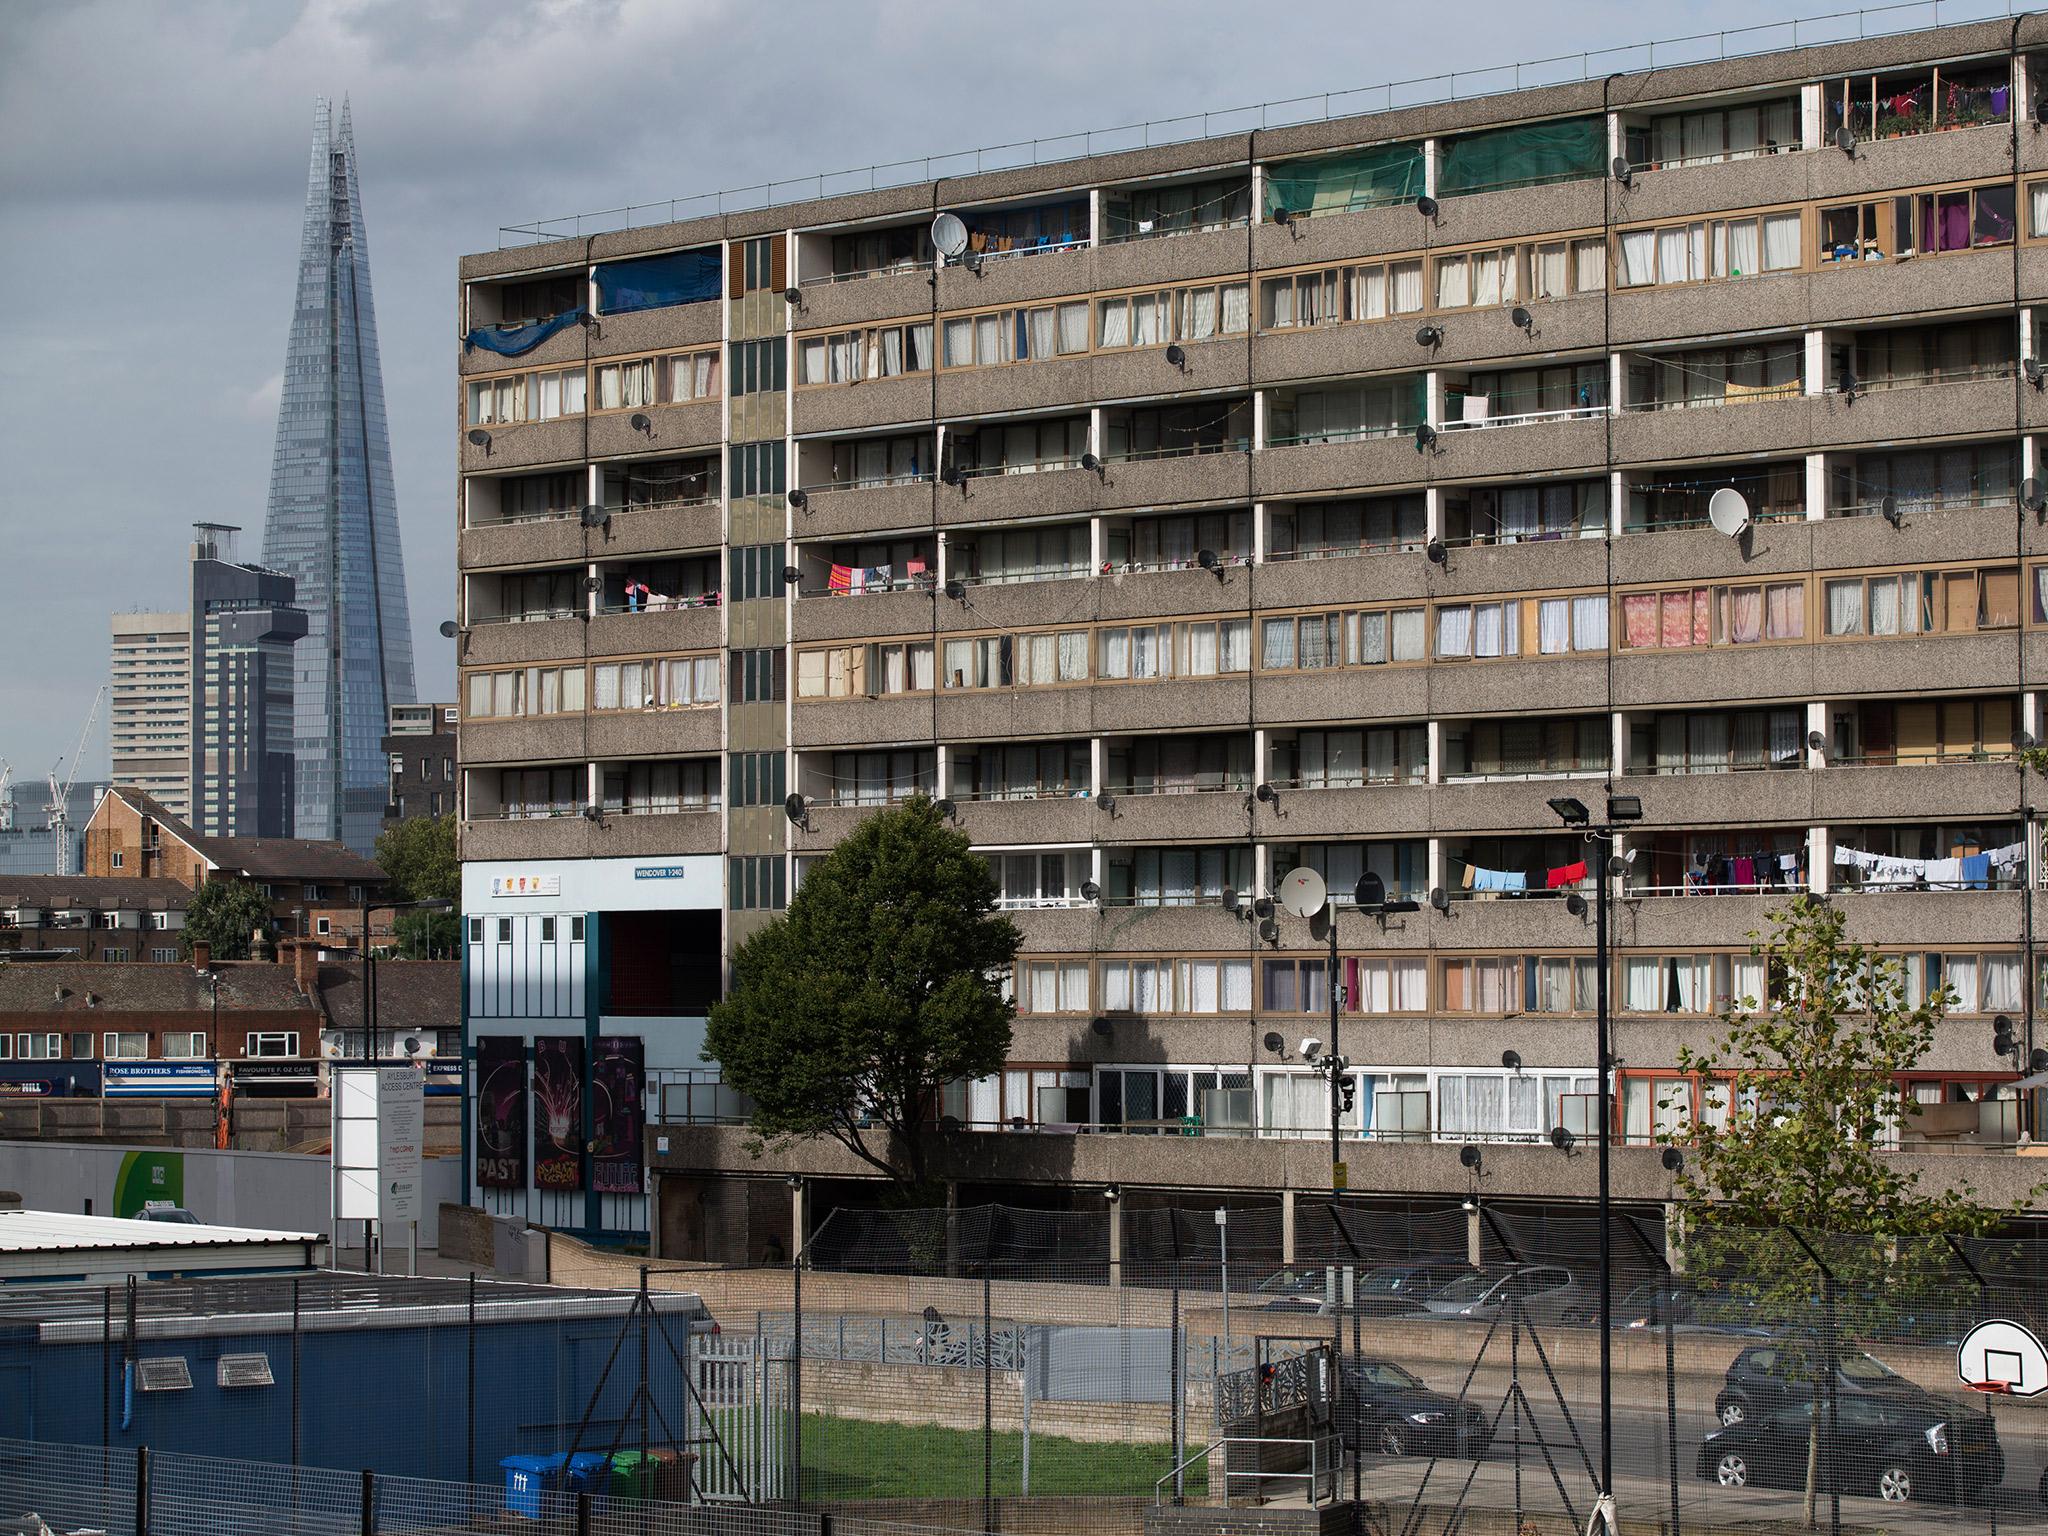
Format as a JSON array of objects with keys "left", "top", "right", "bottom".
[{"left": 262, "top": 98, "right": 415, "bottom": 853}]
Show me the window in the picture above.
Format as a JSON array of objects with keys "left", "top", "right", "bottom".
[
  {"left": 497, "top": 919, "right": 512, "bottom": 943},
  {"left": 1621, "top": 952, "right": 1768, "bottom": 1014},
  {"left": 948, "top": 741, "right": 1089, "bottom": 802},
  {"left": 1106, "top": 735, "right": 1253, "bottom": 795},
  {"left": 823, "top": 749, "right": 930, "bottom": 806},
  {"left": 601, "top": 759, "right": 718, "bottom": 816},
  {"left": 486, "top": 273, "right": 582, "bottom": 326},
  {"left": 314, "top": 917, "right": 331, "bottom": 937},
  {"left": 1831, "top": 318, "right": 2014, "bottom": 394},
  {"left": 100, "top": 948, "right": 129, "bottom": 962},
  {"left": 464, "top": 665, "right": 586, "bottom": 720},
  {"left": 1627, "top": 464, "right": 1805, "bottom": 532},
  {"left": 798, "top": 322, "right": 937, "bottom": 385},
  {"left": 731, "top": 752, "right": 790, "bottom": 808},
  {"left": 1615, "top": 209, "right": 1802, "bottom": 287},
  {"left": 1269, "top": 497, "right": 1425, "bottom": 559},
  {"left": 1263, "top": 956, "right": 1426, "bottom": 1013},
  {"left": 1626, "top": 97, "right": 1800, "bottom": 170},
  {"left": 737, "top": 235, "right": 783, "bottom": 294},
  {"left": 1102, "top": 176, "right": 1252, "bottom": 240},
  {"left": 1270, "top": 726, "right": 1427, "bottom": 789},
  {"left": 1094, "top": 281, "right": 1250, "bottom": 349},
  {"left": 1271, "top": 840, "right": 1428, "bottom": 904},
  {"left": 1619, "top": 581, "right": 1805, "bottom": 649},
  {"left": 1015, "top": 960, "right": 1093, "bottom": 1013},
  {"left": 1632, "top": 708, "right": 1808, "bottom": 774},
  {"left": 1100, "top": 959, "right": 1252, "bottom": 1014},
  {"left": 1626, "top": 342, "right": 1803, "bottom": 411},
  {"left": 104, "top": 1032, "right": 149, "bottom": 1059},
  {"left": 1107, "top": 509, "right": 1253, "bottom": 571},
  {"left": 1259, "top": 259, "right": 1426, "bottom": 329},
  {"left": 245, "top": 1033, "right": 299, "bottom": 1058},
  {"left": 1818, "top": 184, "right": 2016, "bottom": 263},
  {"left": 796, "top": 641, "right": 934, "bottom": 698},
  {"left": 591, "top": 655, "right": 720, "bottom": 711},
  {"left": 983, "top": 851, "right": 1090, "bottom": 908},
  {"left": 1261, "top": 605, "right": 1427, "bottom": 670},
  {"left": 1443, "top": 717, "right": 1608, "bottom": 780},
  {"left": 732, "top": 649, "right": 786, "bottom": 704},
  {"left": 68, "top": 1032, "right": 93, "bottom": 1059},
  {"left": 162, "top": 1032, "right": 207, "bottom": 1059},
  {"left": 1102, "top": 845, "right": 1253, "bottom": 906},
  {"left": 466, "top": 366, "right": 586, "bottom": 427},
  {"left": 603, "top": 455, "right": 720, "bottom": 509},
  {"left": 540, "top": 917, "right": 556, "bottom": 943},
  {"left": 1104, "top": 399, "right": 1252, "bottom": 459},
  {"left": 1434, "top": 600, "right": 1522, "bottom": 659},
  {"left": 302, "top": 883, "right": 320, "bottom": 900},
  {"left": 15, "top": 1033, "right": 61, "bottom": 1060},
  {"left": 1444, "top": 481, "right": 1606, "bottom": 543},
  {"left": 1823, "top": 63, "right": 2011, "bottom": 144},
  {"left": 729, "top": 856, "right": 787, "bottom": 911},
  {"left": 731, "top": 338, "right": 786, "bottom": 396},
  {"left": 729, "top": 545, "right": 784, "bottom": 602},
  {"left": 1450, "top": 363, "right": 1607, "bottom": 427},
  {"left": 946, "top": 416, "right": 1089, "bottom": 478},
  {"left": 1831, "top": 445, "right": 2016, "bottom": 519},
  {"left": 1268, "top": 380, "right": 1422, "bottom": 444},
  {"left": 1822, "top": 568, "right": 2018, "bottom": 637},
  {"left": 1826, "top": 697, "right": 2016, "bottom": 766},
  {"left": 1905, "top": 951, "right": 2024, "bottom": 1013},
  {"left": 149, "top": 948, "right": 178, "bottom": 963},
  {"left": 729, "top": 441, "right": 786, "bottom": 499},
  {"left": 830, "top": 223, "right": 934, "bottom": 278},
  {"left": 952, "top": 523, "right": 1089, "bottom": 585},
  {"left": 111, "top": 851, "right": 123, "bottom": 869},
  {"left": 821, "top": 432, "right": 935, "bottom": 488}
]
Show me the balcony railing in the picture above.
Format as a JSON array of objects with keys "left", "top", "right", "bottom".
[{"left": 1622, "top": 378, "right": 1803, "bottom": 412}]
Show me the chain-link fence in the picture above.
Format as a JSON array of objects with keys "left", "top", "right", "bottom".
[{"left": 5, "top": 1214, "right": 2046, "bottom": 1536}]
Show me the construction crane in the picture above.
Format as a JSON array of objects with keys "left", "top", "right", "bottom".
[{"left": 47, "top": 686, "right": 106, "bottom": 877}]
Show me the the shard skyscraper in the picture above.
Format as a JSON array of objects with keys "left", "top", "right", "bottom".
[{"left": 262, "top": 99, "right": 415, "bottom": 853}]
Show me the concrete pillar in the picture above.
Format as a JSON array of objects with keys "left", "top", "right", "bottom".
[
  {"left": 1807, "top": 700, "right": 1830, "bottom": 769},
  {"left": 1421, "top": 138, "right": 1439, "bottom": 199},
  {"left": 1804, "top": 450, "right": 1829, "bottom": 522},
  {"left": 1466, "top": 1202, "right": 1483, "bottom": 1267},
  {"left": 1281, "top": 1189, "right": 1296, "bottom": 1265},
  {"left": 788, "top": 1177, "right": 808, "bottom": 1263},
  {"left": 1800, "top": 82, "right": 1824, "bottom": 151},
  {"left": 1610, "top": 712, "right": 1628, "bottom": 779},
  {"left": 1609, "top": 469, "right": 1627, "bottom": 537},
  {"left": 1809, "top": 825, "right": 1831, "bottom": 895},
  {"left": 1425, "top": 720, "right": 1443, "bottom": 785}
]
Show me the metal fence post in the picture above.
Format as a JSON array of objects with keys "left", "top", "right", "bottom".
[
  {"left": 983, "top": 1265, "right": 994, "bottom": 1534},
  {"left": 466, "top": 1271, "right": 476, "bottom": 1486},
  {"left": 291, "top": 1277, "right": 302, "bottom": 1466},
  {"left": 360, "top": 1468, "right": 375, "bottom": 1536},
  {"left": 576, "top": 1490, "right": 592, "bottom": 1536},
  {"left": 134, "top": 1445, "right": 149, "bottom": 1536},
  {"left": 101, "top": 1286, "right": 111, "bottom": 1451}
]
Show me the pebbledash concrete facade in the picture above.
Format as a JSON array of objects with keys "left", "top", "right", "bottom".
[{"left": 459, "top": 18, "right": 2048, "bottom": 1253}]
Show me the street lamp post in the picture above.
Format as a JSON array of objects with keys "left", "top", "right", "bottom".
[
  {"left": 1546, "top": 792, "right": 1642, "bottom": 1511},
  {"left": 356, "top": 896, "right": 455, "bottom": 1059}
]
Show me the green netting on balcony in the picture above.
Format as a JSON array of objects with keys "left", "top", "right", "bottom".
[
  {"left": 1263, "top": 142, "right": 1425, "bottom": 218},
  {"left": 1438, "top": 115, "right": 1605, "bottom": 197}
]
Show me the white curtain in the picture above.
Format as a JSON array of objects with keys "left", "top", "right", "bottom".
[
  {"left": 1726, "top": 218, "right": 1760, "bottom": 276},
  {"left": 1262, "top": 619, "right": 1297, "bottom": 669},
  {"left": 1826, "top": 580, "right": 1865, "bottom": 636},
  {"left": 1619, "top": 230, "right": 1656, "bottom": 287},
  {"left": 1623, "top": 958, "right": 1664, "bottom": 1011},
  {"left": 1473, "top": 604, "right": 1506, "bottom": 657},
  {"left": 1573, "top": 595, "right": 1607, "bottom": 652},
  {"left": 1436, "top": 254, "right": 1470, "bottom": 310},
  {"left": 1057, "top": 303, "right": 1088, "bottom": 354},
  {"left": 943, "top": 318, "right": 973, "bottom": 367},
  {"left": 1533, "top": 243, "right": 1567, "bottom": 298},
  {"left": 1220, "top": 283, "right": 1249, "bottom": 334},
  {"left": 1027, "top": 307, "right": 1056, "bottom": 359},
  {"left": 1391, "top": 609, "right": 1426, "bottom": 661},
  {"left": 1220, "top": 618, "right": 1250, "bottom": 672},
  {"left": 1352, "top": 266, "right": 1386, "bottom": 319},
  {"left": 1436, "top": 608, "right": 1473, "bottom": 658},
  {"left": 1098, "top": 300, "right": 1130, "bottom": 348},
  {"left": 1538, "top": 599, "right": 1570, "bottom": 654},
  {"left": 2032, "top": 184, "right": 2048, "bottom": 239},
  {"left": 1389, "top": 261, "right": 1424, "bottom": 312},
  {"left": 1762, "top": 212, "right": 1801, "bottom": 270},
  {"left": 1574, "top": 239, "right": 1606, "bottom": 293},
  {"left": 1184, "top": 287, "right": 1218, "bottom": 340}
]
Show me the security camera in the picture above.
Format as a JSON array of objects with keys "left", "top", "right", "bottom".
[{"left": 1299, "top": 1037, "right": 1323, "bottom": 1061}]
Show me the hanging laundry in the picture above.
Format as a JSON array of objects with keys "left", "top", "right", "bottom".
[
  {"left": 828, "top": 564, "right": 854, "bottom": 594},
  {"left": 1922, "top": 857, "right": 1963, "bottom": 889},
  {"left": 1545, "top": 861, "right": 1587, "bottom": 889},
  {"left": 1960, "top": 853, "right": 1992, "bottom": 890},
  {"left": 1731, "top": 856, "right": 1756, "bottom": 887},
  {"left": 862, "top": 564, "right": 893, "bottom": 590}
]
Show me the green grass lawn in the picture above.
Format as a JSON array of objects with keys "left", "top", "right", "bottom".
[{"left": 724, "top": 1412, "right": 1206, "bottom": 1500}]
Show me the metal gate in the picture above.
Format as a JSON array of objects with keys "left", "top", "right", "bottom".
[{"left": 688, "top": 1328, "right": 790, "bottom": 1501}]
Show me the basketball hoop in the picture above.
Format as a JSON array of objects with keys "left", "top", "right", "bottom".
[
  {"left": 1957, "top": 1319, "right": 2047, "bottom": 1398},
  {"left": 1967, "top": 1379, "right": 2013, "bottom": 1395}
]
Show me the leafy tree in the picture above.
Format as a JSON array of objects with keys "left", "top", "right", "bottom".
[
  {"left": 374, "top": 815, "right": 457, "bottom": 904},
  {"left": 1666, "top": 895, "right": 2036, "bottom": 1523},
  {"left": 392, "top": 908, "right": 459, "bottom": 959},
  {"left": 705, "top": 797, "right": 1019, "bottom": 1197},
  {"left": 180, "top": 879, "right": 275, "bottom": 962}
]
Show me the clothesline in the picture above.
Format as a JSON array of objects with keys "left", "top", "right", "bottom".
[
  {"left": 1455, "top": 858, "right": 1587, "bottom": 893},
  {"left": 1831, "top": 840, "right": 2022, "bottom": 890}
]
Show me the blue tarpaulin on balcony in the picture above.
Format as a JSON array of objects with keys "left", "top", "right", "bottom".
[
  {"left": 594, "top": 248, "right": 722, "bottom": 314},
  {"left": 463, "top": 308, "right": 585, "bottom": 357}
]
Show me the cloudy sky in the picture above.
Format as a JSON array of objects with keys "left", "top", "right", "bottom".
[{"left": 1, "top": 0, "right": 1846, "bottom": 778}]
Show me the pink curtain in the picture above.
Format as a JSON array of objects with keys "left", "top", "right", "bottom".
[
  {"left": 1660, "top": 591, "right": 1694, "bottom": 649},
  {"left": 1765, "top": 583, "right": 1803, "bottom": 639},
  {"left": 1723, "top": 587, "right": 1763, "bottom": 644},
  {"left": 1623, "top": 593, "right": 1659, "bottom": 649}
]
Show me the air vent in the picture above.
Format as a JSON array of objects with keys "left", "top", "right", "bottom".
[
  {"left": 216, "top": 1352, "right": 274, "bottom": 1389},
  {"left": 136, "top": 1356, "right": 192, "bottom": 1392}
]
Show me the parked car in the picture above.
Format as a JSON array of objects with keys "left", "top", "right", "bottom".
[
  {"left": 1340, "top": 1357, "right": 1494, "bottom": 1459},
  {"left": 1713, "top": 1344, "right": 1950, "bottom": 1427},
  {"left": 1612, "top": 1280, "right": 1766, "bottom": 1334},
  {"left": 1353, "top": 1259, "right": 1477, "bottom": 1316},
  {"left": 1420, "top": 1265, "right": 1591, "bottom": 1325},
  {"left": 1698, "top": 1398, "right": 2003, "bottom": 1504},
  {"left": 133, "top": 1206, "right": 201, "bottom": 1224}
]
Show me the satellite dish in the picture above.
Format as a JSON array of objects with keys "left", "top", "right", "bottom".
[
  {"left": 1706, "top": 487, "right": 1752, "bottom": 538},
  {"left": 1354, "top": 871, "right": 1386, "bottom": 909},
  {"left": 931, "top": 212, "right": 969, "bottom": 260},
  {"left": 1277, "top": 866, "right": 1327, "bottom": 919},
  {"left": 1428, "top": 887, "right": 1450, "bottom": 913},
  {"left": 1262, "top": 1031, "right": 1284, "bottom": 1055},
  {"left": 438, "top": 621, "right": 458, "bottom": 639},
  {"left": 1610, "top": 155, "right": 1634, "bottom": 186},
  {"left": 1833, "top": 125, "right": 1856, "bottom": 156},
  {"left": 783, "top": 793, "right": 807, "bottom": 826}
]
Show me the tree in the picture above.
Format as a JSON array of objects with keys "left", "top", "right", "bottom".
[
  {"left": 180, "top": 880, "right": 275, "bottom": 962},
  {"left": 705, "top": 797, "right": 1019, "bottom": 1197},
  {"left": 1666, "top": 895, "right": 2038, "bottom": 1524},
  {"left": 374, "top": 815, "right": 457, "bottom": 904},
  {"left": 375, "top": 816, "right": 459, "bottom": 958}
]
